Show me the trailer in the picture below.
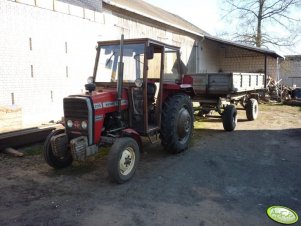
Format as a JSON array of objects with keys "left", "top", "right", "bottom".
[{"left": 183, "top": 72, "right": 264, "bottom": 131}]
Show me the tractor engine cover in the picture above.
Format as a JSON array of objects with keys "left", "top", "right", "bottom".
[
  {"left": 70, "top": 136, "right": 98, "bottom": 161},
  {"left": 50, "top": 133, "right": 68, "bottom": 158}
]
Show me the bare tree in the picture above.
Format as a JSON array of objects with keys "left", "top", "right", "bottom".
[{"left": 220, "top": 0, "right": 301, "bottom": 49}]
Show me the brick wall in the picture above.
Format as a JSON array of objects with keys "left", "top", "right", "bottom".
[{"left": 0, "top": 0, "right": 108, "bottom": 128}]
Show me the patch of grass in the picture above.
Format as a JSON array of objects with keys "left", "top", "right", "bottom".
[
  {"left": 23, "top": 143, "right": 43, "bottom": 156},
  {"left": 95, "top": 146, "right": 110, "bottom": 158},
  {"left": 194, "top": 119, "right": 205, "bottom": 129}
]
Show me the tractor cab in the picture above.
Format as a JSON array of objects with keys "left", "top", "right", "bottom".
[{"left": 92, "top": 38, "right": 182, "bottom": 136}]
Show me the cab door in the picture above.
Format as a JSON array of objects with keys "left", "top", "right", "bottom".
[{"left": 143, "top": 43, "right": 164, "bottom": 134}]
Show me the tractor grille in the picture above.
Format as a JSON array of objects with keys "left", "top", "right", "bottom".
[
  {"left": 63, "top": 97, "right": 92, "bottom": 143},
  {"left": 64, "top": 97, "right": 89, "bottom": 119}
]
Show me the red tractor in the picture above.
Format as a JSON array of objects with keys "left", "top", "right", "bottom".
[{"left": 44, "top": 36, "right": 194, "bottom": 183}]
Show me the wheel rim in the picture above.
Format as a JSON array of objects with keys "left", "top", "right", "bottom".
[
  {"left": 119, "top": 147, "right": 135, "bottom": 176},
  {"left": 233, "top": 112, "right": 238, "bottom": 125},
  {"left": 254, "top": 104, "right": 258, "bottom": 115},
  {"left": 177, "top": 107, "right": 192, "bottom": 143}
]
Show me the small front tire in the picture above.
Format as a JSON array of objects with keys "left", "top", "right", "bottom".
[
  {"left": 43, "top": 129, "right": 73, "bottom": 169},
  {"left": 107, "top": 137, "right": 140, "bottom": 184}
]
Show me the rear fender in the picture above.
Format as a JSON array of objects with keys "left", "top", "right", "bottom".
[
  {"left": 162, "top": 82, "right": 195, "bottom": 102},
  {"left": 121, "top": 128, "right": 142, "bottom": 151}
]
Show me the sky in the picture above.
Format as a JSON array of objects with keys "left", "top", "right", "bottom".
[{"left": 144, "top": 0, "right": 301, "bottom": 56}]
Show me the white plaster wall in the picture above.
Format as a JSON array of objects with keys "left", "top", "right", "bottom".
[
  {"left": 198, "top": 39, "right": 221, "bottom": 72},
  {"left": 0, "top": 0, "right": 198, "bottom": 128},
  {"left": 280, "top": 57, "right": 301, "bottom": 87}
]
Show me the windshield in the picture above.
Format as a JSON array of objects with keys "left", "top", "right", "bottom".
[{"left": 95, "top": 44, "right": 145, "bottom": 82}]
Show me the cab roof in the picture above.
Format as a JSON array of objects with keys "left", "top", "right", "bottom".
[{"left": 97, "top": 38, "right": 180, "bottom": 51}]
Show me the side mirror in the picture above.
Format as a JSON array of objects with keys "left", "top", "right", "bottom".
[{"left": 146, "top": 46, "right": 154, "bottom": 60}]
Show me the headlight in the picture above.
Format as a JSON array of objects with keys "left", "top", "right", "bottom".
[
  {"left": 67, "top": 120, "right": 73, "bottom": 128},
  {"left": 81, "top": 121, "right": 88, "bottom": 130},
  {"left": 135, "top": 78, "right": 143, "bottom": 88},
  {"left": 87, "top": 76, "right": 94, "bottom": 84}
]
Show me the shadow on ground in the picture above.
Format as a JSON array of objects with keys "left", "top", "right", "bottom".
[{"left": 0, "top": 128, "right": 300, "bottom": 226}]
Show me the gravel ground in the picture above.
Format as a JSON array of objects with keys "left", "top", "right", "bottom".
[{"left": 0, "top": 104, "right": 300, "bottom": 226}]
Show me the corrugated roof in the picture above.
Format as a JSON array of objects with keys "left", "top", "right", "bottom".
[
  {"left": 104, "top": 0, "right": 209, "bottom": 36},
  {"left": 205, "top": 35, "right": 283, "bottom": 58}
]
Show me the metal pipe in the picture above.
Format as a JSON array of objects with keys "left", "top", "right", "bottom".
[
  {"left": 117, "top": 34, "right": 124, "bottom": 114},
  {"left": 92, "top": 44, "right": 101, "bottom": 81}
]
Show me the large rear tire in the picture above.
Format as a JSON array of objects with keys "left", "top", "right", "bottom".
[
  {"left": 246, "top": 98, "right": 259, "bottom": 121},
  {"left": 161, "top": 94, "right": 194, "bottom": 154},
  {"left": 43, "top": 129, "right": 73, "bottom": 169},
  {"left": 222, "top": 105, "right": 237, "bottom": 131},
  {"left": 107, "top": 137, "right": 140, "bottom": 184}
]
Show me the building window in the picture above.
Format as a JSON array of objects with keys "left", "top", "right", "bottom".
[
  {"left": 31, "top": 65, "right": 34, "bottom": 77},
  {"left": 29, "top": 38, "right": 32, "bottom": 51},
  {"left": 66, "top": 66, "right": 69, "bottom": 78}
]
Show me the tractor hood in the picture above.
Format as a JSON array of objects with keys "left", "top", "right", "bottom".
[
  {"left": 69, "top": 88, "right": 129, "bottom": 111},
  {"left": 90, "top": 88, "right": 128, "bottom": 111}
]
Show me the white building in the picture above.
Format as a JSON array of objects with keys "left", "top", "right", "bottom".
[{"left": 0, "top": 0, "right": 281, "bottom": 132}]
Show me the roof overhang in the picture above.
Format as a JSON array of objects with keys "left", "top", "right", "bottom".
[
  {"left": 103, "top": 0, "right": 204, "bottom": 38},
  {"left": 204, "top": 35, "right": 284, "bottom": 59}
]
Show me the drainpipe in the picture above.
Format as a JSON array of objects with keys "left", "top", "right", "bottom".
[
  {"left": 264, "top": 54, "right": 267, "bottom": 88},
  {"left": 196, "top": 36, "right": 205, "bottom": 73},
  {"left": 194, "top": 41, "right": 199, "bottom": 73}
]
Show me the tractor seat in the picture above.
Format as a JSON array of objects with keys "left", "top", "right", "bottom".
[{"left": 147, "top": 83, "right": 157, "bottom": 102}]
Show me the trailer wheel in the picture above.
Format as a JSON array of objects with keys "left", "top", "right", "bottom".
[
  {"left": 222, "top": 105, "right": 237, "bottom": 131},
  {"left": 43, "top": 129, "right": 73, "bottom": 169},
  {"left": 107, "top": 137, "right": 140, "bottom": 184},
  {"left": 161, "top": 94, "right": 194, "bottom": 154},
  {"left": 246, "top": 98, "right": 258, "bottom": 121}
]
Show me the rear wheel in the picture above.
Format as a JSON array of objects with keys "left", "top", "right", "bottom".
[
  {"left": 107, "top": 137, "right": 140, "bottom": 184},
  {"left": 161, "top": 94, "right": 194, "bottom": 154},
  {"left": 43, "top": 129, "right": 73, "bottom": 169},
  {"left": 222, "top": 105, "right": 237, "bottom": 131},
  {"left": 246, "top": 98, "right": 259, "bottom": 121}
]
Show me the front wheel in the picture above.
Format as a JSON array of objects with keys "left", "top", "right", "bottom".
[
  {"left": 107, "top": 137, "right": 140, "bottom": 184},
  {"left": 43, "top": 129, "right": 73, "bottom": 169},
  {"left": 222, "top": 105, "right": 237, "bottom": 131}
]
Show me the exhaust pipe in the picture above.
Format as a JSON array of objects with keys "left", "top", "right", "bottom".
[{"left": 117, "top": 34, "right": 124, "bottom": 116}]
